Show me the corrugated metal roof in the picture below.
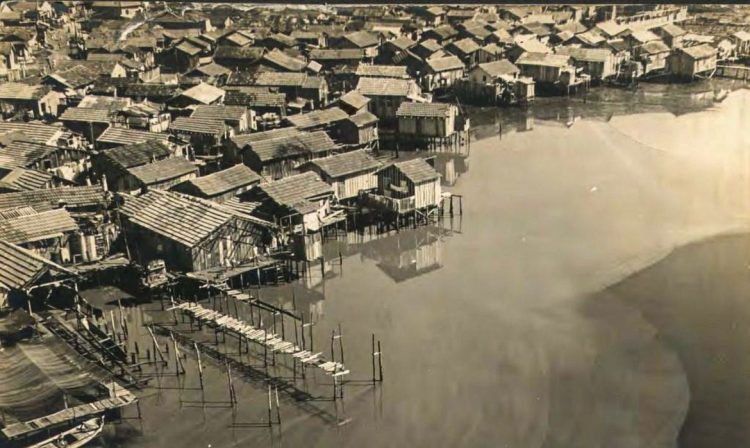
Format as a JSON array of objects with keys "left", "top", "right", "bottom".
[
  {"left": 0, "top": 239, "right": 73, "bottom": 290},
  {"left": 396, "top": 102, "right": 454, "bottom": 118},
  {"left": 120, "top": 189, "right": 234, "bottom": 247},
  {"left": 0, "top": 140, "right": 58, "bottom": 170},
  {"left": 0, "top": 123, "right": 64, "bottom": 146},
  {"left": 0, "top": 185, "right": 108, "bottom": 212},
  {"left": 309, "top": 149, "right": 380, "bottom": 178},
  {"left": 100, "top": 140, "right": 172, "bottom": 169},
  {"left": 0, "top": 208, "right": 78, "bottom": 244},
  {"left": 355, "top": 64, "right": 409, "bottom": 79},
  {"left": 231, "top": 127, "right": 302, "bottom": 148},
  {"left": 191, "top": 105, "right": 248, "bottom": 122},
  {"left": 391, "top": 158, "right": 440, "bottom": 184},
  {"left": 258, "top": 171, "right": 333, "bottom": 210},
  {"left": 0, "top": 168, "right": 53, "bottom": 192},
  {"left": 180, "top": 164, "right": 261, "bottom": 197},
  {"left": 97, "top": 127, "right": 170, "bottom": 147},
  {"left": 169, "top": 117, "right": 226, "bottom": 136},
  {"left": 248, "top": 131, "right": 336, "bottom": 162},
  {"left": 60, "top": 107, "right": 111, "bottom": 123},
  {"left": 285, "top": 107, "right": 349, "bottom": 129},
  {"left": 127, "top": 157, "right": 197, "bottom": 185},
  {"left": 356, "top": 77, "right": 421, "bottom": 97}
]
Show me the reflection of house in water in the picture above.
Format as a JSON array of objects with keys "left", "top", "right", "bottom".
[{"left": 431, "top": 145, "right": 470, "bottom": 187}]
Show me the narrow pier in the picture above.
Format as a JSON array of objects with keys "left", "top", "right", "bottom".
[{"left": 169, "top": 302, "right": 349, "bottom": 378}]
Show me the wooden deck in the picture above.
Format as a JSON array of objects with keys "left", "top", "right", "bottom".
[{"left": 2, "top": 383, "right": 136, "bottom": 440}]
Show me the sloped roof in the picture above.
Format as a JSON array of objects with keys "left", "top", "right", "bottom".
[
  {"left": 0, "top": 123, "right": 63, "bottom": 146},
  {"left": 308, "top": 150, "right": 380, "bottom": 178},
  {"left": 169, "top": 117, "right": 226, "bottom": 136},
  {"left": 224, "top": 89, "right": 286, "bottom": 108},
  {"left": 254, "top": 71, "right": 307, "bottom": 87},
  {"left": 213, "top": 45, "right": 265, "bottom": 61},
  {"left": 262, "top": 49, "right": 307, "bottom": 72},
  {"left": 391, "top": 158, "right": 440, "bottom": 184},
  {"left": 476, "top": 59, "right": 520, "bottom": 77},
  {"left": 286, "top": 107, "right": 349, "bottom": 129},
  {"left": 733, "top": 31, "right": 750, "bottom": 42},
  {"left": 0, "top": 140, "right": 58, "bottom": 170},
  {"left": 0, "top": 208, "right": 78, "bottom": 244},
  {"left": 191, "top": 105, "right": 248, "bottom": 122},
  {"left": 179, "top": 164, "right": 261, "bottom": 197},
  {"left": 356, "top": 77, "right": 421, "bottom": 97},
  {"left": 257, "top": 171, "right": 333, "bottom": 209},
  {"left": 60, "top": 107, "right": 111, "bottom": 123},
  {"left": 0, "top": 240, "right": 73, "bottom": 290},
  {"left": 641, "top": 40, "right": 670, "bottom": 55},
  {"left": 100, "top": 140, "right": 172, "bottom": 169},
  {"left": 231, "top": 127, "right": 303, "bottom": 149},
  {"left": 426, "top": 55, "right": 465, "bottom": 72},
  {"left": 247, "top": 131, "right": 337, "bottom": 162},
  {"left": 0, "top": 185, "right": 108, "bottom": 212},
  {"left": 178, "top": 82, "right": 225, "bottom": 105},
  {"left": 515, "top": 38, "right": 550, "bottom": 54},
  {"left": 189, "top": 62, "right": 231, "bottom": 77},
  {"left": 428, "top": 25, "right": 459, "bottom": 40},
  {"left": 121, "top": 83, "right": 181, "bottom": 98},
  {"left": 573, "top": 30, "right": 605, "bottom": 46},
  {"left": 659, "top": 23, "right": 686, "bottom": 37},
  {"left": 629, "top": 30, "right": 660, "bottom": 44},
  {"left": 127, "top": 157, "right": 197, "bottom": 186},
  {"left": 396, "top": 102, "right": 454, "bottom": 118},
  {"left": 339, "top": 90, "right": 370, "bottom": 110},
  {"left": 595, "top": 21, "right": 627, "bottom": 38},
  {"left": 348, "top": 110, "right": 378, "bottom": 127},
  {"left": 680, "top": 44, "right": 716, "bottom": 59},
  {"left": 343, "top": 30, "right": 380, "bottom": 48},
  {"left": 389, "top": 36, "right": 417, "bottom": 51},
  {"left": 556, "top": 46, "right": 612, "bottom": 63},
  {"left": 516, "top": 51, "right": 570, "bottom": 67},
  {"left": 119, "top": 189, "right": 234, "bottom": 247},
  {"left": 0, "top": 83, "right": 51, "bottom": 101},
  {"left": 0, "top": 168, "right": 52, "bottom": 192},
  {"left": 97, "top": 127, "right": 170, "bottom": 147},
  {"left": 309, "top": 48, "right": 365, "bottom": 61},
  {"left": 355, "top": 64, "right": 409, "bottom": 78}
]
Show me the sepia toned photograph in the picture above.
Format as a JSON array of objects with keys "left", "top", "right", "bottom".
[{"left": 0, "top": 1, "right": 748, "bottom": 446}]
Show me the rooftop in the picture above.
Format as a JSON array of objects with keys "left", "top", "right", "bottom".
[
  {"left": 247, "top": 131, "right": 337, "bottom": 162},
  {"left": 0, "top": 239, "right": 73, "bottom": 290},
  {"left": 308, "top": 150, "right": 381, "bottom": 178},
  {"left": 257, "top": 171, "right": 333, "bottom": 210},
  {"left": 262, "top": 49, "right": 307, "bottom": 72},
  {"left": 476, "top": 59, "right": 520, "bottom": 77},
  {"left": 0, "top": 185, "right": 108, "bottom": 212},
  {"left": 97, "top": 127, "right": 171, "bottom": 147},
  {"left": 396, "top": 102, "right": 455, "bottom": 118},
  {"left": 338, "top": 90, "right": 370, "bottom": 110},
  {"left": 355, "top": 64, "right": 410, "bottom": 79},
  {"left": 59, "top": 107, "right": 111, "bottom": 123},
  {"left": 426, "top": 55, "right": 465, "bottom": 72},
  {"left": 390, "top": 158, "right": 440, "bottom": 184},
  {"left": 0, "top": 208, "right": 78, "bottom": 245},
  {"left": 127, "top": 157, "right": 198, "bottom": 186},
  {"left": 285, "top": 107, "right": 349, "bottom": 129},
  {"left": 0, "top": 168, "right": 53, "bottom": 192},
  {"left": 100, "top": 140, "right": 172, "bottom": 169},
  {"left": 178, "top": 164, "right": 261, "bottom": 197},
  {"left": 356, "top": 77, "right": 421, "bottom": 97},
  {"left": 169, "top": 117, "right": 226, "bottom": 136},
  {"left": 177, "top": 83, "right": 225, "bottom": 105}
]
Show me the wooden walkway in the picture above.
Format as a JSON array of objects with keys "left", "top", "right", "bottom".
[
  {"left": 2, "top": 383, "right": 136, "bottom": 440},
  {"left": 170, "top": 302, "right": 348, "bottom": 377}
]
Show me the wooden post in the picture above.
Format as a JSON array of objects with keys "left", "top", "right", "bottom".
[
  {"left": 377, "top": 340, "right": 383, "bottom": 382},
  {"left": 371, "top": 334, "right": 376, "bottom": 384},
  {"left": 226, "top": 360, "right": 236, "bottom": 406},
  {"left": 275, "top": 386, "right": 281, "bottom": 425},
  {"left": 267, "top": 384, "right": 273, "bottom": 427},
  {"left": 338, "top": 323, "right": 344, "bottom": 365},
  {"left": 195, "top": 342, "right": 204, "bottom": 390}
]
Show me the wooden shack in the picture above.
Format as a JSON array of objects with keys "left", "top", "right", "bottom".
[
  {"left": 0, "top": 208, "right": 79, "bottom": 264},
  {"left": 191, "top": 104, "right": 252, "bottom": 133},
  {"left": 124, "top": 157, "right": 198, "bottom": 193},
  {"left": 668, "top": 44, "right": 717, "bottom": 80},
  {"left": 119, "top": 189, "right": 274, "bottom": 272},
  {"left": 396, "top": 102, "right": 458, "bottom": 142},
  {"left": 241, "top": 130, "right": 338, "bottom": 180},
  {"left": 301, "top": 149, "right": 381, "bottom": 201},
  {"left": 171, "top": 163, "right": 262, "bottom": 203},
  {"left": 374, "top": 158, "right": 442, "bottom": 213},
  {"left": 339, "top": 110, "right": 379, "bottom": 149},
  {"left": 355, "top": 77, "right": 423, "bottom": 125}
]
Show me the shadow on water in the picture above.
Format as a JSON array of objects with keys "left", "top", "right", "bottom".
[{"left": 585, "top": 232, "right": 750, "bottom": 447}]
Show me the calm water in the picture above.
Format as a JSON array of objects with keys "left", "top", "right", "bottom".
[{"left": 103, "top": 81, "right": 750, "bottom": 447}]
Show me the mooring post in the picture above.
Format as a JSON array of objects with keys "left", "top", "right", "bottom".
[
  {"left": 338, "top": 323, "right": 344, "bottom": 365},
  {"left": 378, "top": 340, "right": 383, "bottom": 382},
  {"left": 371, "top": 334, "right": 376, "bottom": 384}
]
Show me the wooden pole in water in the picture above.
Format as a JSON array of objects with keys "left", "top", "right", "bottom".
[
  {"left": 267, "top": 384, "right": 273, "bottom": 427},
  {"left": 226, "top": 360, "right": 236, "bottom": 406},
  {"left": 275, "top": 386, "right": 281, "bottom": 425},
  {"left": 147, "top": 326, "right": 166, "bottom": 364},
  {"left": 194, "top": 342, "right": 204, "bottom": 390},
  {"left": 377, "top": 340, "right": 383, "bottom": 382},
  {"left": 338, "top": 323, "right": 344, "bottom": 365},
  {"left": 371, "top": 334, "right": 376, "bottom": 384}
]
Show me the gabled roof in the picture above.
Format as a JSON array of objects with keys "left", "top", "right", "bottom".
[
  {"left": 388, "top": 158, "right": 440, "bottom": 184},
  {"left": 261, "top": 49, "right": 307, "bottom": 72},
  {"left": 309, "top": 48, "right": 365, "bottom": 61},
  {"left": 256, "top": 171, "right": 333, "bottom": 211},
  {"left": 177, "top": 82, "right": 225, "bottom": 105},
  {"left": 0, "top": 208, "right": 78, "bottom": 244},
  {"left": 0, "top": 185, "right": 108, "bottom": 212},
  {"left": 426, "top": 55, "right": 465, "bottom": 72},
  {"left": 0, "top": 168, "right": 53, "bottom": 192},
  {"left": 120, "top": 189, "right": 236, "bottom": 247},
  {"left": 246, "top": 131, "right": 337, "bottom": 162},
  {"left": 356, "top": 77, "right": 422, "bottom": 97},
  {"left": 448, "top": 37, "right": 481, "bottom": 55},
  {"left": 121, "top": 83, "right": 181, "bottom": 98},
  {"left": 417, "top": 39, "right": 443, "bottom": 53},
  {"left": 475, "top": 59, "right": 520, "bottom": 77},
  {"left": 308, "top": 149, "right": 380, "bottom": 178},
  {"left": 396, "top": 102, "right": 454, "bottom": 118},
  {"left": 231, "top": 127, "right": 303, "bottom": 149},
  {"left": 191, "top": 105, "right": 248, "bottom": 122},
  {"left": 60, "top": 107, "right": 111, "bottom": 123},
  {"left": 178, "top": 164, "right": 261, "bottom": 198},
  {"left": 343, "top": 30, "right": 380, "bottom": 48},
  {"left": 100, "top": 140, "right": 172, "bottom": 169},
  {"left": 97, "top": 127, "right": 170, "bottom": 147},
  {"left": 679, "top": 44, "right": 716, "bottom": 60},
  {"left": 127, "top": 157, "right": 197, "bottom": 186},
  {"left": 169, "top": 117, "right": 226, "bottom": 136},
  {"left": 0, "top": 140, "right": 59, "bottom": 170},
  {"left": 355, "top": 64, "right": 410, "bottom": 79},
  {"left": 516, "top": 51, "right": 570, "bottom": 67},
  {"left": 0, "top": 239, "right": 74, "bottom": 290},
  {"left": 286, "top": 107, "right": 349, "bottom": 129},
  {"left": 338, "top": 90, "right": 370, "bottom": 110},
  {"left": 641, "top": 40, "right": 670, "bottom": 55}
]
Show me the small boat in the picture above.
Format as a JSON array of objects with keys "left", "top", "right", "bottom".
[{"left": 30, "top": 416, "right": 105, "bottom": 448}]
